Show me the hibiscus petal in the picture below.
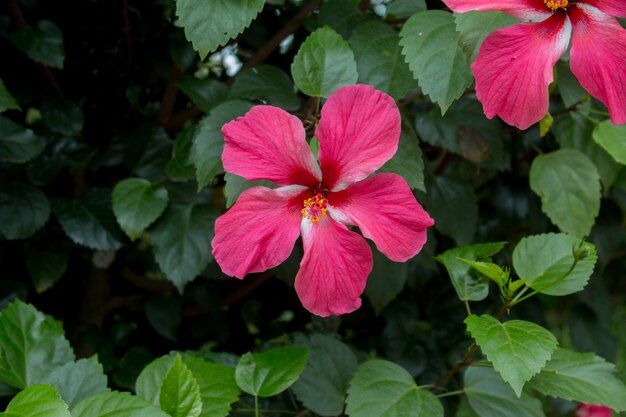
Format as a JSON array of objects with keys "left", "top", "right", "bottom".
[
  {"left": 580, "top": 0, "right": 626, "bottom": 18},
  {"left": 222, "top": 106, "right": 322, "bottom": 188},
  {"left": 472, "top": 13, "right": 571, "bottom": 130},
  {"left": 316, "top": 85, "right": 401, "bottom": 191},
  {"left": 212, "top": 185, "right": 308, "bottom": 278},
  {"left": 295, "top": 218, "right": 373, "bottom": 317},
  {"left": 441, "top": 0, "right": 551, "bottom": 21},
  {"left": 328, "top": 173, "right": 434, "bottom": 262},
  {"left": 569, "top": 4, "right": 626, "bottom": 125}
]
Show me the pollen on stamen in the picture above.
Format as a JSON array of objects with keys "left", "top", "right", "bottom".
[
  {"left": 544, "top": 0, "right": 568, "bottom": 11},
  {"left": 301, "top": 193, "right": 328, "bottom": 223}
]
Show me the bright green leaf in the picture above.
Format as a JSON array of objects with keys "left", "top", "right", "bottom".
[
  {"left": 365, "top": 243, "right": 407, "bottom": 314},
  {"left": 25, "top": 245, "right": 69, "bottom": 293},
  {"left": 436, "top": 242, "right": 506, "bottom": 302},
  {"left": 223, "top": 173, "right": 274, "bottom": 208},
  {"left": 530, "top": 149, "right": 601, "bottom": 237},
  {"left": 112, "top": 178, "right": 168, "bottom": 240},
  {"left": 136, "top": 354, "right": 240, "bottom": 417},
  {"left": 346, "top": 360, "right": 443, "bottom": 417},
  {"left": 512, "top": 233, "right": 597, "bottom": 296},
  {"left": 378, "top": 127, "right": 425, "bottom": 191},
  {"left": 190, "top": 100, "right": 253, "bottom": 190},
  {"left": 175, "top": 0, "right": 264, "bottom": 59},
  {"left": 0, "top": 182, "right": 49, "bottom": 240},
  {"left": 148, "top": 204, "right": 215, "bottom": 292},
  {"left": 160, "top": 355, "right": 202, "bottom": 417},
  {"left": 458, "top": 259, "right": 507, "bottom": 287},
  {"left": 11, "top": 20, "right": 64, "bottom": 68},
  {"left": 292, "top": 334, "right": 358, "bottom": 416},
  {"left": 39, "top": 357, "right": 108, "bottom": 410},
  {"left": 53, "top": 189, "right": 125, "bottom": 250},
  {"left": 399, "top": 10, "right": 473, "bottom": 113},
  {"left": 454, "top": 11, "right": 518, "bottom": 61},
  {"left": 0, "top": 116, "right": 43, "bottom": 163},
  {"left": 593, "top": 120, "right": 626, "bottom": 165},
  {"left": 0, "top": 299, "right": 74, "bottom": 389},
  {"left": 291, "top": 26, "right": 358, "bottom": 98},
  {"left": 465, "top": 314, "right": 558, "bottom": 397},
  {"left": 72, "top": 391, "right": 170, "bottom": 417},
  {"left": 177, "top": 77, "right": 228, "bottom": 114},
  {"left": 3, "top": 384, "right": 70, "bottom": 417},
  {"left": 350, "top": 20, "right": 418, "bottom": 100},
  {"left": 229, "top": 65, "right": 300, "bottom": 110},
  {"left": 235, "top": 346, "right": 309, "bottom": 397},
  {"left": 465, "top": 367, "right": 545, "bottom": 417},
  {"left": 0, "top": 79, "right": 20, "bottom": 113},
  {"left": 528, "top": 348, "right": 626, "bottom": 410}
]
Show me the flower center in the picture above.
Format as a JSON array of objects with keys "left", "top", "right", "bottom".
[
  {"left": 544, "top": 0, "right": 568, "bottom": 11},
  {"left": 301, "top": 194, "right": 328, "bottom": 223}
]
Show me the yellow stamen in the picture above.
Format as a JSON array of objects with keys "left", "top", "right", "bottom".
[
  {"left": 544, "top": 0, "right": 568, "bottom": 11},
  {"left": 302, "top": 194, "right": 328, "bottom": 223}
]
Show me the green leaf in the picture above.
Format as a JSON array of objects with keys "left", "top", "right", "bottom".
[
  {"left": 0, "top": 116, "right": 43, "bottom": 163},
  {"left": 184, "top": 355, "right": 241, "bottom": 417},
  {"left": 292, "top": 335, "right": 358, "bottom": 416},
  {"left": 465, "top": 314, "right": 558, "bottom": 397},
  {"left": 318, "top": 0, "right": 367, "bottom": 39},
  {"left": 399, "top": 10, "right": 473, "bottom": 113},
  {"left": 385, "top": 0, "right": 427, "bottom": 19},
  {"left": 136, "top": 355, "right": 240, "bottom": 417},
  {"left": 123, "top": 125, "right": 171, "bottom": 181},
  {"left": 458, "top": 259, "right": 507, "bottom": 287},
  {"left": 291, "top": 26, "right": 358, "bottom": 98},
  {"left": 144, "top": 295, "right": 181, "bottom": 342},
  {"left": 39, "top": 357, "right": 108, "bottom": 409},
  {"left": 436, "top": 242, "right": 506, "bottom": 301},
  {"left": 529, "top": 149, "right": 601, "bottom": 237},
  {"left": 177, "top": 77, "right": 228, "bottom": 114},
  {"left": 346, "top": 360, "right": 443, "bottom": 417},
  {"left": 0, "top": 299, "right": 74, "bottom": 389},
  {"left": 11, "top": 20, "right": 64, "bottom": 68},
  {"left": 365, "top": 243, "right": 407, "bottom": 314},
  {"left": 175, "top": 0, "right": 264, "bottom": 59},
  {"left": 24, "top": 246, "right": 68, "bottom": 293},
  {"left": 72, "top": 391, "right": 170, "bottom": 417},
  {"left": 512, "top": 233, "right": 597, "bottom": 296},
  {"left": 593, "top": 120, "right": 626, "bottom": 165},
  {"left": 378, "top": 127, "right": 425, "bottom": 191},
  {"left": 3, "top": 384, "right": 70, "bottom": 417},
  {"left": 166, "top": 125, "right": 197, "bottom": 181},
  {"left": 0, "top": 182, "right": 50, "bottom": 239},
  {"left": 420, "top": 176, "right": 478, "bottom": 245},
  {"left": 465, "top": 367, "right": 545, "bottom": 417},
  {"left": 455, "top": 11, "right": 518, "bottom": 61},
  {"left": 148, "top": 203, "right": 215, "bottom": 292},
  {"left": 223, "top": 173, "right": 274, "bottom": 208},
  {"left": 53, "top": 189, "right": 125, "bottom": 250},
  {"left": 229, "top": 65, "right": 300, "bottom": 110},
  {"left": 529, "top": 348, "right": 626, "bottom": 410},
  {"left": 554, "top": 113, "right": 619, "bottom": 190},
  {"left": 350, "top": 20, "right": 418, "bottom": 100},
  {"left": 41, "top": 100, "right": 84, "bottom": 137},
  {"left": 190, "top": 100, "right": 253, "bottom": 190},
  {"left": 0, "top": 79, "right": 20, "bottom": 113},
  {"left": 112, "top": 178, "right": 169, "bottom": 240},
  {"left": 235, "top": 346, "right": 309, "bottom": 397},
  {"left": 160, "top": 355, "right": 202, "bottom": 417}
]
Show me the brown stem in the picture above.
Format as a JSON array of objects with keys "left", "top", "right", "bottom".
[
  {"left": 431, "top": 342, "right": 478, "bottom": 390},
  {"left": 157, "top": 66, "right": 182, "bottom": 125},
  {"left": 122, "top": 267, "right": 177, "bottom": 293},
  {"left": 242, "top": 0, "right": 321, "bottom": 69}
]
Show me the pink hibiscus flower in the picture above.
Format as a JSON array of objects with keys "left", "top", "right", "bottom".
[
  {"left": 576, "top": 404, "right": 613, "bottom": 417},
  {"left": 211, "top": 84, "right": 434, "bottom": 317},
  {"left": 442, "top": 0, "right": 626, "bottom": 130}
]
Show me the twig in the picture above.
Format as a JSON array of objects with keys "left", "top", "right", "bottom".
[{"left": 157, "top": 66, "right": 183, "bottom": 125}]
